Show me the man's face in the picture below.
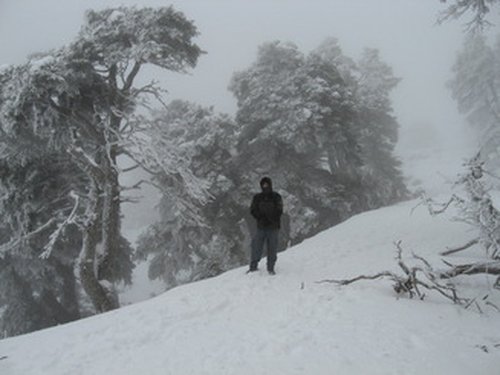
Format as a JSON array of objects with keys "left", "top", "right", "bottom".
[{"left": 262, "top": 182, "right": 270, "bottom": 191}]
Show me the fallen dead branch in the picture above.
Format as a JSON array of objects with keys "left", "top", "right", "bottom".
[
  {"left": 318, "top": 241, "right": 500, "bottom": 312},
  {"left": 440, "top": 238, "right": 479, "bottom": 256}
]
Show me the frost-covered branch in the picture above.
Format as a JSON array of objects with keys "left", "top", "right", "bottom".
[
  {"left": 318, "top": 241, "right": 495, "bottom": 309},
  {"left": 0, "top": 218, "right": 56, "bottom": 257},
  {"left": 317, "top": 271, "right": 395, "bottom": 286},
  {"left": 419, "top": 155, "right": 500, "bottom": 260},
  {"left": 120, "top": 195, "right": 142, "bottom": 204},
  {"left": 129, "top": 81, "right": 170, "bottom": 111},
  {"left": 40, "top": 191, "right": 81, "bottom": 259},
  {"left": 417, "top": 192, "right": 462, "bottom": 216},
  {"left": 122, "top": 61, "right": 141, "bottom": 92},
  {"left": 120, "top": 179, "right": 155, "bottom": 191},
  {"left": 130, "top": 131, "right": 212, "bottom": 203},
  {"left": 121, "top": 164, "right": 140, "bottom": 173},
  {"left": 67, "top": 146, "right": 105, "bottom": 183},
  {"left": 439, "top": 260, "right": 500, "bottom": 278},
  {"left": 438, "top": 0, "right": 499, "bottom": 30},
  {"left": 122, "top": 137, "right": 212, "bottom": 226},
  {"left": 440, "top": 238, "right": 479, "bottom": 255}
]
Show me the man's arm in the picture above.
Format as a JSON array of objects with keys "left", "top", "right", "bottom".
[
  {"left": 250, "top": 195, "right": 260, "bottom": 219},
  {"left": 275, "top": 193, "right": 283, "bottom": 216}
]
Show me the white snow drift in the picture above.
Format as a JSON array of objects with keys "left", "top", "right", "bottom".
[{"left": 1, "top": 199, "right": 499, "bottom": 375}]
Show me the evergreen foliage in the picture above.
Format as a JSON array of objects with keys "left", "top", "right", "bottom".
[
  {"left": 136, "top": 100, "right": 241, "bottom": 286},
  {"left": 438, "top": 0, "right": 500, "bottom": 30},
  {"left": 449, "top": 34, "right": 500, "bottom": 168},
  {"left": 0, "top": 6, "right": 201, "bottom": 336},
  {"left": 139, "top": 39, "right": 407, "bottom": 288}
]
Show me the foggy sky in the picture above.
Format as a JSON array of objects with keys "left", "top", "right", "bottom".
[
  {"left": 0, "top": 1, "right": 488, "bottom": 130},
  {"left": 0, "top": 0, "right": 499, "bottom": 235}
]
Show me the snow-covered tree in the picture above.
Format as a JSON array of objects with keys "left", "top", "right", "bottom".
[
  {"left": 136, "top": 100, "right": 240, "bottom": 287},
  {"left": 0, "top": 141, "right": 88, "bottom": 336},
  {"left": 449, "top": 34, "right": 500, "bottom": 168},
  {"left": 0, "top": 5, "right": 203, "bottom": 325},
  {"left": 329, "top": 0, "right": 500, "bottom": 313},
  {"left": 136, "top": 38, "right": 406, "bottom": 291},
  {"left": 439, "top": 0, "right": 500, "bottom": 30},
  {"left": 415, "top": 154, "right": 500, "bottom": 291},
  {"left": 229, "top": 40, "right": 406, "bottom": 242},
  {"left": 356, "top": 48, "right": 407, "bottom": 206},
  {"left": 215, "top": 41, "right": 352, "bottom": 248},
  {"left": 429, "top": 154, "right": 500, "bottom": 260}
]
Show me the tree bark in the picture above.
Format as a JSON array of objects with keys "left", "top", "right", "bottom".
[
  {"left": 98, "top": 104, "right": 123, "bottom": 282},
  {"left": 98, "top": 164, "right": 121, "bottom": 281},
  {"left": 439, "top": 261, "right": 500, "bottom": 279},
  {"left": 79, "top": 180, "right": 118, "bottom": 313}
]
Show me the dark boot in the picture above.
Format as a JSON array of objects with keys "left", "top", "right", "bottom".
[
  {"left": 247, "top": 261, "right": 258, "bottom": 273},
  {"left": 267, "top": 264, "right": 275, "bottom": 275}
]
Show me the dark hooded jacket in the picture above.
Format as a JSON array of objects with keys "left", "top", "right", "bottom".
[{"left": 250, "top": 177, "right": 283, "bottom": 229}]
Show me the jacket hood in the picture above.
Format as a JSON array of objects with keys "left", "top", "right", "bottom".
[{"left": 260, "top": 177, "right": 273, "bottom": 191}]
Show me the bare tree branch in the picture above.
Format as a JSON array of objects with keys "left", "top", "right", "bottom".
[
  {"left": 66, "top": 146, "right": 105, "bottom": 184},
  {"left": 317, "top": 272, "right": 395, "bottom": 285},
  {"left": 441, "top": 238, "right": 479, "bottom": 256},
  {"left": 317, "top": 242, "right": 498, "bottom": 310},
  {"left": 121, "top": 164, "right": 141, "bottom": 173},
  {"left": 0, "top": 218, "right": 56, "bottom": 257},
  {"left": 120, "top": 179, "right": 156, "bottom": 191},
  {"left": 439, "top": 260, "right": 500, "bottom": 278},
  {"left": 438, "top": 0, "right": 497, "bottom": 31},
  {"left": 122, "top": 61, "right": 141, "bottom": 92},
  {"left": 40, "top": 191, "right": 81, "bottom": 259}
]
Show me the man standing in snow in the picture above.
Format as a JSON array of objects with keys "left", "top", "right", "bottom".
[{"left": 248, "top": 177, "right": 283, "bottom": 274}]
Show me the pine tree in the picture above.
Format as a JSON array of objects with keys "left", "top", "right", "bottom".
[
  {"left": 356, "top": 48, "right": 407, "bottom": 207},
  {"left": 0, "top": 6, "right": 203, "bottom": 330},
  {"left": 0, "top": 155, "right": 84, "bottom": 336},
  {"left": 449, "top": 34, "right": 500, "bottom": 168},
  {"left": 136, "top": 100, "right": 239, "bottom": 287},
  {"left": 438, "top": 0, "right": 500, "bottom": 30},
  {"left": 229, "top": 40, "right": 405, "bottom": 243},
  {"left": 140, "top": 39, "right": 406, "bottom": 290}
]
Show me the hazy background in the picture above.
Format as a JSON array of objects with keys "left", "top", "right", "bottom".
[{"left": 1, "top": 0, "right": 498, "bottom": 238}]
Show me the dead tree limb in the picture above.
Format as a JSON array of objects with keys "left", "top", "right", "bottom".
[
  {"left": 317, "top": 271, "right": 395, "bottom": 286},
  {"left": 440, "top": 238, "right": 479, "bottom": 256},
  {"left": 317, "top": 242, "right": 496, "bottom": 309},
  {"left": 438, "top": 261, "right": 500, "bottom": 279}
]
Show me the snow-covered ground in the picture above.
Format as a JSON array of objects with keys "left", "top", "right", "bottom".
[{"left": 1, "top": 198, "right": 499, "bottom": 375}]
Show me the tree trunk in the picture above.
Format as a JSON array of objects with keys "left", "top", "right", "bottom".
[
  {"left": 98, "top": 165, "right": 121, "bottom": 281},
  {"left": 98, "top": 111, "right": 123, "bottom": 282},
  {"left": 79, "top": 180, "right": 118, "bottom": 313},
  {"left": 56, "top": 263, "right": 81, "bottom": 321}
]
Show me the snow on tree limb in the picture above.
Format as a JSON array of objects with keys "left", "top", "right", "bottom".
[
  {"left": 78, "top": 6, "right": 202, "bottom": 71},
  {"left": 439, "top": 260, "right": 500, "bottom": 278},
  {"left": 318, "top": 242, "right": 496, "bottom": 310},
  {"left": 440, "top": 238, "right": 480, "bottom": 255},
  {"left": 317, "top": 271, "right": 395, "bottom": 286},
  {"left": 66, "top": 147, "right": 105, "bottom": 184},
  {"left": 40, "top": 191, "right": 81, "bottom": 259},
  {"left": 438, "top": 0, "right": 499, "bottom": 30},
  {"left": 0, "top": 5, "right": 204, "bottom": 318},
  {"left": 322, "top": 155, "right": 500, "bottom": 311},
  {"left": 0, "top": 218, "right": 56, "bottom": 258}
]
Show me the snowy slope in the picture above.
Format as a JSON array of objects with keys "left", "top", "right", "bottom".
[{"left": 1, "top": 199, "right": 499, "bottom": 375}]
